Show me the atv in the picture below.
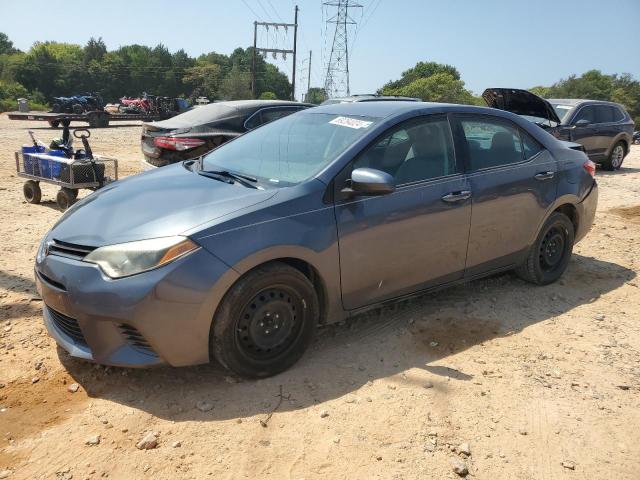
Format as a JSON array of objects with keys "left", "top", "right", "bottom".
[{"left": 51, "top": 93, "right": 104, "bottom": 114}]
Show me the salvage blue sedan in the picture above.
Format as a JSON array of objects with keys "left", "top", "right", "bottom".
[{"left": 35, "top": 101, "right": 598, "bottom": 377}]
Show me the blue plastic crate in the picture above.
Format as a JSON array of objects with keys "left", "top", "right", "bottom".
[{"left": 21, "top": 145, "right": 45, "bottom": 175}]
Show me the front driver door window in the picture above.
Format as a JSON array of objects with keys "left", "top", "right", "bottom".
[{"left": 335, "top": 115, "right": 472, "bottom": 310}]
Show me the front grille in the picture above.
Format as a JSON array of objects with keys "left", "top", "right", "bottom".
[
  {"left": 48, "top": 239, "right": 96, "bottom": 260},
  {"left": 119, "top": 324, "right": 157, "bottom": 356},
  {"left": 48, "top": 307, "right": 87, "bottom": 346}
]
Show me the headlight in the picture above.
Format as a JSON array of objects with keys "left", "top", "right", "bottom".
[
  {"left": 83, "top": 236, "right": 199, "bottom": 279},
  {"left": 36, "top": 237, "right": 48, "bottom": 264}
]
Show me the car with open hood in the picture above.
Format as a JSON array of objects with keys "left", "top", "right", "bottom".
[
  {"left": 483, "top": 88, "right": 634, "bottom": 170},
  {"left": 141, "top": 99, "right": 314, "bottom": 168},
  {"left": 36, "top": 101, "right": 598, "bottom": 378}
]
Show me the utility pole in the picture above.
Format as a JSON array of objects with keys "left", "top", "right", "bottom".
[
  {"left": 252, "top": 21, "right": 258, "bottom": 99},
  {"left": 307, "top": 50, "right": 312, "bottom": 97},
  {"left": 323, "top": 0, "right": 362, "bottom": 99},
  {"left": 291, "top": 5, "right": 298, "bottom": 101},
  {"left": 250, "top": 5, "right": 299, "bottom": 100}
]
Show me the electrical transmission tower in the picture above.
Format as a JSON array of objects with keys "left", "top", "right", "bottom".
[{"left": 323, "top": 0, "right": 362, "bottom": 98}]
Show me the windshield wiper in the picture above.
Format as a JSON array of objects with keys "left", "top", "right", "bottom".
[
  {"left": 196, "top": 170, "right": 235, "bottom": 184},
  {"left": 204, "top": 170, "right": 258, "bottom": 188}
]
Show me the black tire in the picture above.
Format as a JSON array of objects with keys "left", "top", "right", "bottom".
[
  {"left": 211, "top": 262, "right": 319, "bottom": 378},
  {"left": 51, "top": 103, "right": 61, "bottom": 113},
  {"left": 23, "top": 181, "right": 41, "bottom": 204},
  {"left": 62, "top": 187, "right": 78, "bottom": 201},
  {"left": 56, "top": 188, "right": 76, "bottom": 211},
  {"left": 516, "top": 212, "right": 575, "bottom": 285},
  {"left": 48, "top": 120, "right": 60, "bottom": 128},
  {"left": 72, "top": 103, "right": 84, "bottom": 114},
  {"left": 602, "top": 141, "right": 626, "bottom": 171}
]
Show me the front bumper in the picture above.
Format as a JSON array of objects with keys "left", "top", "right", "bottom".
[
  {"left": 575, "top": 181, "right": 598, "bottom": 244},
  {"left": 36, "top": 247, "right": 238, "bottom": 367}
]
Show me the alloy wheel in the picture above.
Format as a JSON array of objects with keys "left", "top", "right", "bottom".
[{"left": 611, "top": 145, "right": 624, "bottom": 168}]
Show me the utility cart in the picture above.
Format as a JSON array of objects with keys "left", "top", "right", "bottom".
[{"left": 16, "top": 129, "right": 118, "bottom": 210}]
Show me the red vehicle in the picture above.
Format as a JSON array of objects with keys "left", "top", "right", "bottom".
[{"left": 119, "top": 94, "right": 155, "bottom": 114}]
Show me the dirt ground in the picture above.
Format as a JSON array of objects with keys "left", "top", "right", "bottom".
[{"left": 0, "top": 113, "right": 639, "bottom": 480}]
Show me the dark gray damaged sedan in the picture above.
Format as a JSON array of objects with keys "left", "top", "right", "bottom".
[{"left": 35, "top": 101, "right": 598, "bottom": 377}]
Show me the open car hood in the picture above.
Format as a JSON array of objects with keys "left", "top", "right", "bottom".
[{"left": 482, "top": 88, "right": 562, "bottom": 124}]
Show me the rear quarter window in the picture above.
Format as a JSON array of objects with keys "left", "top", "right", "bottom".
[{"left": 521, "top": 130, "right": 544, "bottom": 159}]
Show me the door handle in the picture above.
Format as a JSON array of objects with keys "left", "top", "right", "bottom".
[
  {"left": 534, "top": 171, "right": 555, "bottom": 181},
  {"left": 441, "top": 190, "right": 472, "bottom": 203}
]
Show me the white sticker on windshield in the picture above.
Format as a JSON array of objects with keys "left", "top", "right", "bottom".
[{"left": 329, "top": 116, "right": 373, "bottom": 129}]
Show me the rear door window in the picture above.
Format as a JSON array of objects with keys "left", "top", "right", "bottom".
[
  {"left": 595, "top": 105, "right": 614, "bottom": 124},
  {"left": 458, "top": 116, "right": 525, "bottom": 171}
]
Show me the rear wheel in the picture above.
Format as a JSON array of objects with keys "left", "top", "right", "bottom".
[
  {"left": 51, "top": 103, "right": 61, "bottom": 113},
  {"left": 72, "top": 103, "right": 84, "bottom": 114},
  {"left": 602, "top": 142, "right": 625, "bottom": 171},
  {"left": 516, "top": 212, "right": 574, "bottom": 285},
  {"left": 23, "top": 180, "right": 41, "bottom": 204},
  {"left": 211, "top": 262, "right": 318, "bottom": 378},
  {"left": 56, "top": 188, "right": 76, "bottom": 211}
]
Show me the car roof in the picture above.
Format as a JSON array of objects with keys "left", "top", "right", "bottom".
[
  {"left": 548, "top": 98, "right": 622, "bottom": 107},
  {"left": 145, "top": 100, "right": 313, "bottom": 129},
  {"left": 322, "top": 94, "right": 420, "bottom": 105},
  {"left": 309, "top": 100, "right": 470, "bottom": 118},
  {"left": 214, "top": 99, "right": 314, "bottom": 111}
]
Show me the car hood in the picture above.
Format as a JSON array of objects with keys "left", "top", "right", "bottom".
[
  {"left": 482, "top": 88, "right": 562, "bottom": 124},
  {"left": 49, "top": 164, "right": 277, "bottom": 247}
]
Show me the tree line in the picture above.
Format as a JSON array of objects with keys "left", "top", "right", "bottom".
[
  {"left": 0, "top": 32, "right": 292, "bottom": 111},
  {"left": 1, "top": 31, "right": 638, "bottom": 126}
]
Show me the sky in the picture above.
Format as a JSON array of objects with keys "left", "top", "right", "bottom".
[{"left": 1, "top": 0, "right": 639, "bottom": 98}]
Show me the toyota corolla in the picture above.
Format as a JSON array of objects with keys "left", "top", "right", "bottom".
[{"left": 35, "top": 101, "right": 598, "bottom": 378}]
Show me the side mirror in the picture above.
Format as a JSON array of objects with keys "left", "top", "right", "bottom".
[
  {"left": 573, "top": 119, "right": 590, "bottom": 128},
  {"left": 342, "top": 168, "right": 395, "bottom": 197}
]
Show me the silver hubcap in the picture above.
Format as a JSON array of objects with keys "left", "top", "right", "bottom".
[{"left": 611, "top": 146, "right": 624, "bottom": 167}]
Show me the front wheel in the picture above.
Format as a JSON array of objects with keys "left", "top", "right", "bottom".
[
  {"left": 516, "top": 212, "right": 575, "bottom": 285},
  {"left": 602, "top": 142, "right": 626, "bottom": 171},
  {"left": 211, "top": 262, "right": 319, "bottom": 378}
]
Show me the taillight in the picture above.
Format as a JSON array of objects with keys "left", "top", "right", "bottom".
[
  {"left": 583, "top": 159, "right": 596, "bottom": 178},
  {"left": 153, "top": 136, "right": 206, "bottom": 151}
]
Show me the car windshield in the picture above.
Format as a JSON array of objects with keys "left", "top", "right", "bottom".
[
  {"left": 551, "top": 104, "right": 573, "bottom": 123},
  {"left": 202, "top": 112, "right": 378, "bottom": 186}
]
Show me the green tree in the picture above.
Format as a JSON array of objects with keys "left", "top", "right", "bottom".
[
  {"left": 183, "top": 63, "right": 223, "bottom": 99},
  {"left": 259, "top": 91, "right": 277, "bottom": 100},
  {"left": 381, "top": 71, "right": 475, "bottom": 104},
  {"left": 220, "top": 63, "right": 252, "bottom": 100},
  {"left": 379, "top": 61, "right": 461, "bottom": 93},
  {"left": 532, "top": 70, "right": 640, "bottom": 126},
  {"left": 0, "top": 32, "right": 19, "bottom": 55},
  {"left": 305, "top": 87, "right": 326, "bottom": 104}
]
